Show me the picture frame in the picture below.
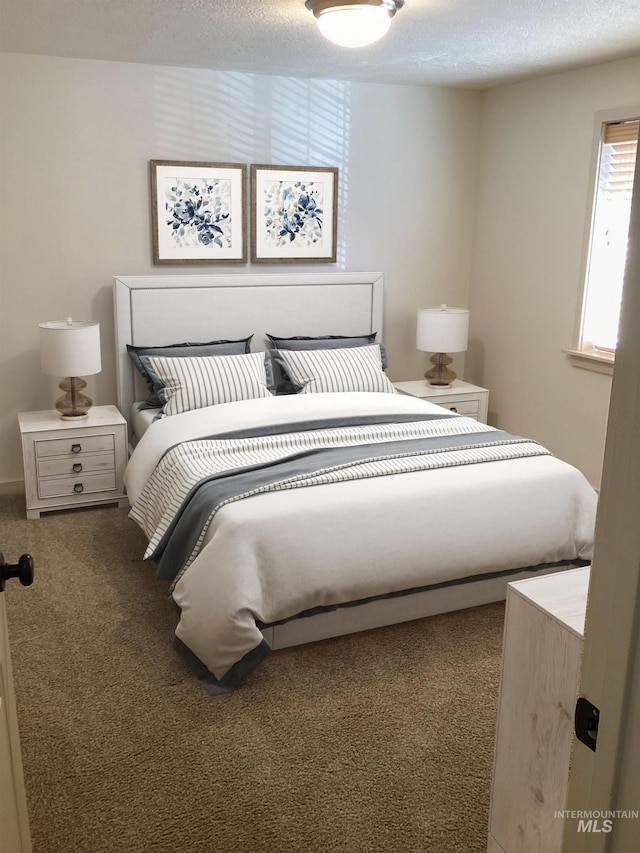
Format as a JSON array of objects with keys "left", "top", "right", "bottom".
[
  {"left": 150, "top": 160, "right": 247, "bottom": 264},
  {"left": 251, "top": 165, "right": 338, "bottom": 263}
]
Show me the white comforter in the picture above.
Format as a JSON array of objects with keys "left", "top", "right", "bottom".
[{"left": 124, "top": 392, "right": 597, "bottom": 689}]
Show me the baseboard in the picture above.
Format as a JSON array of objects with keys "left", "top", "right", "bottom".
[{"left": 0, "top": 480, "right": 25, "bottom": 496}]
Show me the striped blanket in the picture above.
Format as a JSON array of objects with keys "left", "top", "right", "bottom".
[{"left": 130, "top": 412, "right": 550, "bottom": 584}]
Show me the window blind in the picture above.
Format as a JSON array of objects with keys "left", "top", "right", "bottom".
[{"left": 599, "top": 120, "right": 639, "bottom": 201}]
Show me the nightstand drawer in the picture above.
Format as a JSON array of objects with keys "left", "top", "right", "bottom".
[
  {"left": 35, "top": 433, "right": 115, "bottom": 458},
  {"left": 37, "top": 453, "right": 115, "bottom": 478},
  {"left": 439, "top": 400, "right": 479, "bottom": 418},
  {"left": 392, "top": 381, "right": 489, "bottom": 424},
  {"left": 37, "top": 471, "right": 117, "bottom": 499}
]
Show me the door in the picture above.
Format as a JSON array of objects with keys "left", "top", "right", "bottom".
[
  {"left": 0, "top": 555, "right": 33, "bottom": 853},
  {"left": 562, "top": 126, "right": 640, "bottom": 849}
]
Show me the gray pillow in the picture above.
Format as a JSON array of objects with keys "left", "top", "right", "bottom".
[{"left": 127, "top": 337, "right": 253, "bottom": 408}]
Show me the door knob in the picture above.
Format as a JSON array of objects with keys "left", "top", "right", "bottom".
[{"left": 0, "top": 552, "right": 35, "bottom": 592}]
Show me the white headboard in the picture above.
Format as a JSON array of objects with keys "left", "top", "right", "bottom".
[{"left": 113, "top": 272, "right": 384, "bottom": 432}]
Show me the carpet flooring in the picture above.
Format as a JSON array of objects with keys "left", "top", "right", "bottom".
[{"left": 2, "top": 494, "right": 505, "bottom": 853}]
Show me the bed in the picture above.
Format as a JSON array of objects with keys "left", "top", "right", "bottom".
[{"left": 114, "top": 273, "right": 597, "bottom": 693}]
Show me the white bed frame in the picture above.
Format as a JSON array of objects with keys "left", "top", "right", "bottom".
[{"left": 113, "top": 273, "right": 571, "bottom": 650}]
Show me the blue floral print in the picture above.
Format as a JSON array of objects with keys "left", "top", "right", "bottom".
[
  {"left": 263, "top": 181, "right": 324, "bottom": 247},
  {"left": 164, "top": 178, "right": 232, "bottom": 249}
]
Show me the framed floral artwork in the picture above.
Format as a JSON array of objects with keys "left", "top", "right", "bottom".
[
  {"left": 250, "top": 165, "right": 338, "bottom": 263},
  {"left": 150, "top": 160, "right": 247, "bottom": 264}
]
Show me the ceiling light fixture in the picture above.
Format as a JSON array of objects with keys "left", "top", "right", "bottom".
[{"left": 305, "top": 0, "right": 404, "bottom": 49}]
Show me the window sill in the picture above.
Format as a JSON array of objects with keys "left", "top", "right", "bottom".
[{"left": 563, "top": 348, "right": 614, "bottom": 376}]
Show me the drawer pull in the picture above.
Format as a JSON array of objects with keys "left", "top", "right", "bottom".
[
  {"left": 72, "top": 463, "right": 83, "bottom": 473},
  {"left": 71, "top": 443, "right": 82, "bottom": 454},
  {"left": 73, "top": 483, "right": 84, "bottom": 493}
]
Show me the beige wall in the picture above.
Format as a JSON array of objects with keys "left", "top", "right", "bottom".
[
  {"left": 467, "top": 55, "right": 640, "bottom": 489},
  {"left": 0, "top": 53, "right": 480, "bottom": 486},
  {"left": 3, "top": 51, "right": 639, "bottom": 492}
]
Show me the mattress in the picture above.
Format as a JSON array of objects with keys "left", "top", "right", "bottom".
[{"left": 130, "top": 402, "right": 161, "bottom": 441}]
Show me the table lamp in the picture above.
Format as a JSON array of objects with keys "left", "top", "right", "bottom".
[
  {"left": 39, "top": 318, "right": 101, "bottom": 419},
  {"left": 416, "top": 305, "right": 469, "bottom": 387}
]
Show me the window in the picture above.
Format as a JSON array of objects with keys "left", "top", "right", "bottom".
[{"left": 578, "top": 117, "right": 639, "bottom": 358}]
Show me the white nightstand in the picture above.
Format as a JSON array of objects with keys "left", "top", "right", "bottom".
[
  {"left": 393, "top": 379, "right": 489, "bottom": 423},
  {"left": 18, "top": 405, "right": 128, "bottom": 519}
]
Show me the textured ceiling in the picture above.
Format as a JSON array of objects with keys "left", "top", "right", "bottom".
[{"left": 2, "top": 0, "right": 640, "bottom": 89}]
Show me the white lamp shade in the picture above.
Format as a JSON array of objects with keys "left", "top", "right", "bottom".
[
  {"left": 416, "top": 306, "right": 469, "bottom": 353},
  {"left": 317, "top": 6, "right": 391, "bottom": 47},
  {"left": 39, "top": 319, "right": 101, "bottom": 377}
]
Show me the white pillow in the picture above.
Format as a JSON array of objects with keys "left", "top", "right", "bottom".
[
  {"left": 272, "top": 344, "right": 396, "bottom": 395},
  {"left": 144, "top": 351, "right": 273, "bottom": 416}
]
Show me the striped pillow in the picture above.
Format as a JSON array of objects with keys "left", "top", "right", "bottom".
[
  {"left": 143, "top": 352, "right": 273, "bottom": 416},
  {"left": 127, "top": 336, "right": 253, "bottom": 408},
  {"left": 272, "top": 345, "right": 396, "bottom": 395}
]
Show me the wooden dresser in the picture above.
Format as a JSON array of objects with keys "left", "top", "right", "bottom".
[{"left": 487, "top": 566, "right": 590, "bottom": 853}]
